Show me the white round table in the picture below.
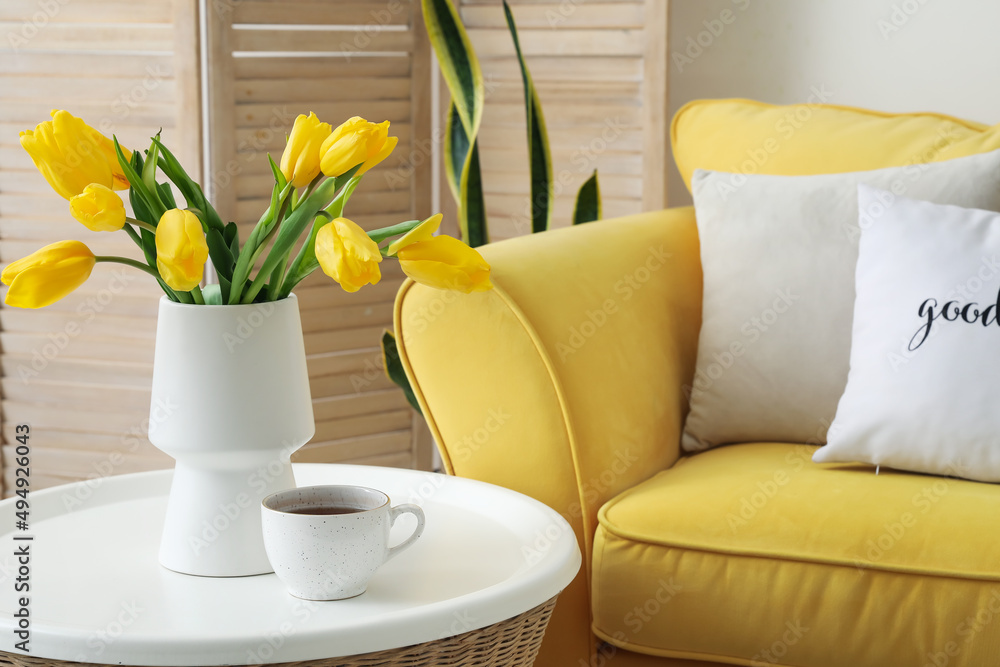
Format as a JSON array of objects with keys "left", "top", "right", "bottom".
[{"left": 0, "top": 464, "right": 580, "bottom": 666}]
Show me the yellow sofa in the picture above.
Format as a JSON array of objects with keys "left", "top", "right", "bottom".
[{"left": 394, "top": 101, "right": 1000, "bottom": 667}]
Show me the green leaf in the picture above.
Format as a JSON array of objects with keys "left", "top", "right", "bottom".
[
  {"left": 573, "top": 170, "right": 602, "bottom": 225},
  {"left": 127, "top": 152, "right": 154, "bottom": 224},
  {"left": 224, "top": 222, "right": 240, "bottom": 255},
  {"left": 421, "top": 0, "right": 485, "bottom": 139},
  {"left": 152, "top": 137, "right": 225, "bottom": 233},
  {"left": 141, "top": 137, "right": 160, "bottom": 194},
  {"left": 268, "top": 153, "right": 287, "bottom": 189},
  {"left": 504, "top": 0, "right": 553, "bottom": 233},
  {"left": 206, "top": 228, "right": 234, "bottom": 279},
  {"left": 443, "top": 103, "right": 468, "bottom": 204},
  {"left": 381, "top": 331, "right": 421, "bottom": 414},
  {"left": 460, "top": 140, "right": 488, "bottom": 248},
  {"left": 115, "top": 137, "right": 163, "bottom": 220},
  {"left": 443, "top": 105, "right": 488, "bottom": 247},
  {"left": 157, "top": 182, "right": 176, "bottom": 209}
]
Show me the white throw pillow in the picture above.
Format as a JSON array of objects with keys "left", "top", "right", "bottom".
[
  {"left": 683, "top": 149, "right": 1000, "bottom": 452},
  {"left": 814, "top": 186, "right": 1000, "bottom": 483}
]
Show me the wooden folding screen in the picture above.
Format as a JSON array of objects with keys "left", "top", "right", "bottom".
[{"left": 456, "top": 0, "right": 669, "bottom": 239}]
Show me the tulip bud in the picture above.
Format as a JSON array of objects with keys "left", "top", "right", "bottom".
[
  {"left": 279, "top": 112, "right": 331, "bottom": 188},
  {"left": 315, "top": 217, "right": 383, "bottom": 292},
  {"left": 19, "top": 110, "right": 131, "bottom": 200},
  {"left": 320, "top": 117, "right": 398, "bottom": 178},
  {"left": 396, "top": 235, "right": 493, "bottom": 293},
  {"left": 69, "top": 183, "right": 126, "bottom": 232},
  {"left": 155, "top": 209, "right": 209, "bottom": 292},
  {"left": 2, "top": 240, "right": 96, "bottom": 309}
]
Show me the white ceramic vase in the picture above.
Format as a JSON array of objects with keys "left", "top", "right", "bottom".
[{"left": 148, "top": 294, "right": 315, "bottom": 577}]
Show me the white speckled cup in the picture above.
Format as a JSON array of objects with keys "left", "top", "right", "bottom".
[{"left": 261, "top": 485, "right": 425, "bottom": 600}]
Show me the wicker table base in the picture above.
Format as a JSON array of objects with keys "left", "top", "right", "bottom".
[{"left": 0, "top": 596, "right": 557, "bottom": 667}]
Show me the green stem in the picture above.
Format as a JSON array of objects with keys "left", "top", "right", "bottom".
[
  {"left": 94, "top": 255, "right": 161, "bottom": 279},
  {"left": 368, "top": 219, "right": 422, "bottom": 245},
  {"left": 293, "top": 174, "right": 324, "bottom": 211},
  {"left": 126, "top": 217, "right": 156, "bottom": 233},
  {"left": 267, "top": 254, "right": 289, "bottom": 301},
  {"left": 190, "top": 284, "right": 205, "bottom": 305},
  {"left": 227, "top": 183, "right": 294, "bottom": 304},
  {"left": 249, "top": 196, "right": 291, "bottom": 268},
  {"left": 122, "top": 224, "right": 145, "bottom": 249}
]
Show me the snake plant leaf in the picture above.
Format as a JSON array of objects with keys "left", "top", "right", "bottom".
[
  {"left": 381, "top": 331, "right": 422, "bottom": 414},
  {"left": 443, "top": 102, "right": 468, "bottom": 203},
  {"left": 444, "top": 104, "right": 488, "bottom": 247},
  {"left": 503, "top": 0, "right": 553, "bottom": 234},
  {"left": 573, "top": 170, "right": 602, "bottom": 225},
  {"left": 460, "top": 140, "right": 488, "bottom": 248},
  {"left": 422, "top": 0, "right": 485, "bottom": 139}
]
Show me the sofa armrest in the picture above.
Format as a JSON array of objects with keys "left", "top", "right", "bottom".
[{"left": 393, "top": 207, "right": 702, "bottom": 662}]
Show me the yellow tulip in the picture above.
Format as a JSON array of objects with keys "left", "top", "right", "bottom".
[
  {"left": 320, "top": 117, "right": 398, "bottom": 178},
  {"left": 155, "top": 209, "right": 208, "bottom": 292},
  {"left": 2, "top": 240, "right": 96, "bottom": 309},
  {"left": 387, "top": 214, "right": 442, "bottom": 256},
  {"left": 19, "top": 110, "right": 131, "bottom": 199},
  {"left": 396, "top": 235, "right": 492, "bottom": 293},
  {"left": 69, "top": 183, "right": 126, "bottom": 232},
  {"left": 315, "top": 217, "right": 382, "bottom": 292},
  {"left": 279, "top": 112, "right": 331, "bottom": 188}
]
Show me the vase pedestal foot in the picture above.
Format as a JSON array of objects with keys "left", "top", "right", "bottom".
[{"left": 158, "top": 455, "right": 296, "bottom": 577}]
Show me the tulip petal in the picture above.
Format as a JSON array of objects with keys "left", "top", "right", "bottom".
[
  {"left": 359, "top": 134, "right": 399, "bottom": 175},
  {"left": 387, "top": 213, "right": 443, "bottom": 256}
]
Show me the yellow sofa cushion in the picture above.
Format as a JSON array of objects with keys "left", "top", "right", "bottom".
[
  {"left": 671, "top": 98, "right": 1000, "bottom": 192},
  {"left": 592, "top": 443, "right": 1000, "bottom": 666}
]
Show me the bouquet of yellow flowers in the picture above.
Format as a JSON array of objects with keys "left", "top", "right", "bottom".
[{"left": 7, "top": 110, "right": 493, "bottom": 309}]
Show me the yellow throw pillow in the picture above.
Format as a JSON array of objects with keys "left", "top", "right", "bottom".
[{"left": 671, "top": 98, "right": 1000, "bottom": 192}]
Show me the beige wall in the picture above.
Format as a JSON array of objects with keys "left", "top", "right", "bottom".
[{"left": 668, "top": 0, "right": 1000, "bottom": 205}]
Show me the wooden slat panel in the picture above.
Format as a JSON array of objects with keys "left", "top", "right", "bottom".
[
  {"left": 0, "top": 53, "right": 176, "bottom": 77},
  {"left": 232, "top": 1, "right": 412, "bottom": 26},
  {"left": 235, "top": 77, "right": 411, "bottom": 103},
  {"left": 231, "top": 27, "right": 415, "bottom": 54},
  {"left": 467, "top": 28, "right": 644, "bottom": 57},
  {"left": 0, "top": 0, "right": 173, "bottom": 23},
  {"left": 233, "top": 56, "right": 411, "bottom": 79},
  {"left": 462, "top": 2, "right": 644, "bottom": 28},
  {"left": 0, "top": 23, "right": 174, "bottom": 52}
]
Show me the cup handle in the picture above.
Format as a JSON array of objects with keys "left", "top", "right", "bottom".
[{"left": 386, "top": 504, "right": 425, "bottom": 562}]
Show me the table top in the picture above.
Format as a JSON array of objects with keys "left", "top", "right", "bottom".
[{"left": 0, "top": 464, "right": 580, "bottom": 666}]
